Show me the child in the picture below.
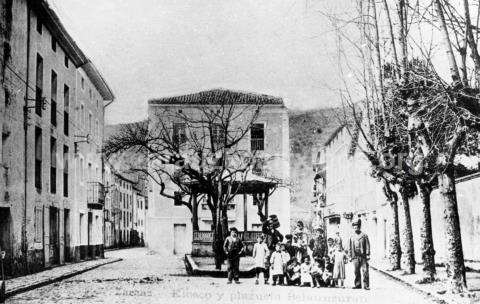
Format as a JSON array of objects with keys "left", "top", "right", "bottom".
[
  {"left": 270, "top": 243, "right": 285, "bottom": 286},
  {"left": 310, "top": 259, "right": 324, "bottom": 288},
  {"left": 285, "top": 258, "right": 301, "bottom": 286},
  {"left": 252, "top": 235, "right": 269, "bottom": 285},
  {"left": 280, "top": 243, "right": 291, "bottom": 285},
  {"left": 300, "top": 256, "right": 313, "bottom": 287},
  {"left": 323, "top": 255, "right": 334, "bottom": 287},
  {"left": 332, "top": 243, "right": 347, "bottom": 288}
]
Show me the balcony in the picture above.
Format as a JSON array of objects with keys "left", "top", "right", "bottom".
[{"left": 87, "top": 181, "right": 105, "bottom": 210}]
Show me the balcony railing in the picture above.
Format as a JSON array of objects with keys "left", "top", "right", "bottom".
[
  {"left": 193, "top": 230, "right": 263, "bottom": 243},
  {"left": 87, "top": 181, "right": 105, "bottom": 210}
]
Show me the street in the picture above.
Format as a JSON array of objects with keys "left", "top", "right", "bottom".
[{"left": 7, "top": 248, "right": 437, "bottom": 304}]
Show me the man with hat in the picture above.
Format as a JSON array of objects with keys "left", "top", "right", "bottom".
[
  {"left": 260, "top": 213, "right": 283, "bottom": 284},
  {"left": 348, "top": 219, "right": 370, "bottom": 290}
]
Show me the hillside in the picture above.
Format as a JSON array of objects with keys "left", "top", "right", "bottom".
[{"left": 288, "top": 107, "right": 342, "bottom": 218}]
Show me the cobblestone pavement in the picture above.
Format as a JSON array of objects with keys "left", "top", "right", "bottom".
[{"left": 7, "top": 248, "right": 438, "bottom": 304}]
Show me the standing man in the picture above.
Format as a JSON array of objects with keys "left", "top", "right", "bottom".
[
  {"left": 260, "top": 214, "right": 284, "bottom": 284},
  {"left": 348, "top": 219, "right": 370, "bottom": 290},
  {"left": 223, "top": 227, "right": 245, "bottom": 284}
]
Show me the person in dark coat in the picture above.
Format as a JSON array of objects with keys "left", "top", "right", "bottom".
[
  {"left": 309, "top": 227, "right": 327, "bottom": 269},
  {"left": 348, "top": 219, "right": 370, "bottom": 290},
  {"left": 284, "top": 234, "right": 297, "bottom": 259},
  {"left": 223, "top": 227, "right": 245, "bottom": 284},
  {"left": 260, "top": 214, "right": 283, "bottom": 284}
]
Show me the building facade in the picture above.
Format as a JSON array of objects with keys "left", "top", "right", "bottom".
[
  {"left": 321, "top": 125, "right": 480, "bottom": 264},
  {"left": 146, "top": 89, "right": 290, "bottom": 256},
  {"left": 0, "top": 0, "right": 113, "bottom": 276},
  {"left": 133, "top": 187, "right": 147, "bottom": 246}
]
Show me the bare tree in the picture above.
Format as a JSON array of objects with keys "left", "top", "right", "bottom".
[{"left": 105, "top": 94, "right": 272, "bottom": 269}]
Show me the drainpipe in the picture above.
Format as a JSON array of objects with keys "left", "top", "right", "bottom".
[{"left": 23, "top": 1, "right": 31, "bottom": 271}]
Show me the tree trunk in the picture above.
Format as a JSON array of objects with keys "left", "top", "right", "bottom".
[
  {"left": 434, "top": 0, "right": 461, "bottom": 84},
  {"left": 417, "top": 183, "right": 436, "bottom": 283},
  {"left": 389, "top": 199, "right": 402, "bottom": 270},
  {"left": 399, "top": 188, "right": 415, "bottom": 274},
  {"left": 438, "top": 167, "right": 467, "bottom": 293},
  {"left": 383, "top": 180, "right": 401, "bottom": 270},
  {"left": 192, "top": 195, "right": 199, "bottom": 231},
  {"left": 213, "top": 193, "right": 224, "bottom": 270},
  {"left": 213, "top": 214, "right": 224, "bottom": 269}
]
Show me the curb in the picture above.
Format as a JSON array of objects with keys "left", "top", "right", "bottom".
[
  {"left": 184, "top": 255, "right": 256, "bottom": 278},
  {"left": 370, "top": 265, "right": 450, "bottom": 304},
  {"left": 5, "top": 258, "right": 122, "bottom": 299}
]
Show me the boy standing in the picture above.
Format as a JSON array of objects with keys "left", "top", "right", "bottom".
[{"left": 223, "top": 227, "right": 245, "bottom": 284}]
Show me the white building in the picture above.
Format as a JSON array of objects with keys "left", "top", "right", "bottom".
[
  {"left": 146, "top": 89, "right": 290, "bottom": 256},
  {"left": 322, "top": 125, "right": 480, "bottom": 264}
]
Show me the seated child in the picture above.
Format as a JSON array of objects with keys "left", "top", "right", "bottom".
[
  {"left": 323, "top": 255, "right": 334, "bottom": 287},
  {"left": 310, "top": 259, "right": 324, "bottom": 288},
  {"left": 285, "top": 257, "right": 301, "bottom": 286},
  {"left": 300, "top": 256, "right": 313, "bottom": 287}
]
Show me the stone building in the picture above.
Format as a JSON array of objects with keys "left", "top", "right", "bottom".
[
  {"left": 133, "top": 186, "right": 147, "bottom": 246},
  {"left": 321, "top": 125, "right": 480, "bottom": 264},
  {"left": 0, "top": 0, "right": 113, "bottom": 276},
  {"left": 115, "top": 173, "right": 134, "bottom": 247},
  {"left": 146, "top": 89, "right": 290, "bottom": 256}
]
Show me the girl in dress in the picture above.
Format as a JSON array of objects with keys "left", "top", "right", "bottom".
[
  {"left": 252, "top": 235, "right": 269, "bottom": 284},
  {"left": 270, "top": 243, "right": 285, "bottom": 286},
  {"left": 332, "top": 242, "right": 347, "bottom": 288}
]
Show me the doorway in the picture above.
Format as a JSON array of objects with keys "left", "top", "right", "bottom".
[
  {"left": 87, "top": 212, "right": 93, "bottom": 258},
  {"left": 64, "top": 209, "right": 70, "bottom": 262},
  {"left": 49, "top": 207, "right": 60, "bottom": 265},
  {"left": 173, "top": 224, "right": 187, "bottom": 255},
  {"left": 0, "top": 208, "right": 12, "bottom": 276}
]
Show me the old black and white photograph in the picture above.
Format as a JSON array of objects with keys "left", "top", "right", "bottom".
[{"left": 1, "top": 0, "right": 480, "bottom": 303}]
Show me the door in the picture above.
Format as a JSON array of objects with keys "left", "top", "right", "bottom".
[
  {"left": 87, "top": 212, "right": 93, "bottom": 258},
  {"left": 64, "top": 209, "right": 70, "bottom": 261},
  {"left": 0, "top": 208, "right": 12, "bottom": 276},
  {"left": 49, "top": 207, "right": 59, "bottom": 265},
  {"left": 173, "top": 224, "right": 187, "bottom": 255}
]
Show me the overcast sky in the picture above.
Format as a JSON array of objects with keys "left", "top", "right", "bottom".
[{"left": 49, "top": 0, "right": 354, "bottom": 124}]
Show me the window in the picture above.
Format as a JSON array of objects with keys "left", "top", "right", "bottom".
[
  {"left": 50, "top": 70, "right": 57, "bottom": 126},
  {"left": 251, "top": 123, "right": 264, "bottom": 151},
  {"left": 34, "top": 207, "right": 43, "bottom": 242},
  {"left": 64, "top": 55, "right": 69, "bottom": 68},
  {"left": 80, "top": 104, "right": 84, "bottom": 125},
  {"left": 51, "top": 37, "right": 56, "bottom": 52},
  {"left": 50, "top": 137, "right": 57, "bottom": 193},
  {"left": 35, "top": 54, "right": 43, "bottom": 116},
  {"left": 63, "top": 145, "right": 69, "bottom": 197},
  {"left": 88, "top": 113, "right": 92, "bottom": 133},
  {"left": 174, "top": 191, "right": 182, "bottom": 206},
  {"left": 173, "top": 123, "right": 186, "bottom": 146},
  {"left": 212, "top": 124, "right": 224, "bottom": 146},
  {"left": 35, "top": 127, "right": 42, "bottom": 190},
  {"left": 36, "top": 16, "right": 42, "bottom": 34},
  {"left": 252, "top": 157, "right": 264, "bottom": 176},
  {"left": 81, "top": 77, "right": 85, "bottom": 90},
  {"left": 79, "top": 158, "right": 84, "bottom": 182},
  {"left": 63, "top": 85, "right": 70, "bottom": 136},
  {"left": 89, "top": 88, "right": 92, "bottom": 99}
]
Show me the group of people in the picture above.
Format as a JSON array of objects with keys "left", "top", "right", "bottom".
[{"left": 223, "top": 217, "right": 370, "bottom": 290}]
